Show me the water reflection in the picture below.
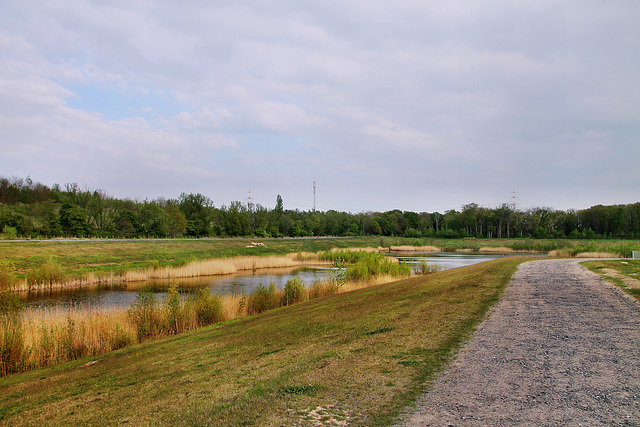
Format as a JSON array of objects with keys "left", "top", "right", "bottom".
[
  {"left": 21, "top": 266, "right": 333, "bottom": 311},
  {"left": 389, "top": 252, "right": 518, "bottom": 271},
  {"left": 21, "top": 252, "right": 537, "bottom": 312}
]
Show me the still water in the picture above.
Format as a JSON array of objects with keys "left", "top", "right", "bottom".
[{"left": 20, "top": 252, "right": 530, "bottom": 312}]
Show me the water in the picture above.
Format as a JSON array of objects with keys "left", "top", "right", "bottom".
[
  {"left": 20, "top": 253, "right": 534, "bottom": 312},
  {"left": 20, "top": 266, "right": 334, "bottom": 311},
  {"left": 389, "top": 251, "right": 522, "bottom": 272}
]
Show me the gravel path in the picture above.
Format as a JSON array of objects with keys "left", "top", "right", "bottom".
[{"left": 398, "top": 259, "right": 640, "bottom": 426}]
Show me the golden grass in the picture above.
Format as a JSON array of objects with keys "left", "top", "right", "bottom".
[
  {"left": 330, "top": 246, "right": 383, "bottom": 253},
  {"left": 136, "top": 255, "right": 302, "bottom": 280},
  {"left": 8, "top": 273, "right": 403, "bottom": 375},
  {"left": 389, "top": 245, "right": 440, "bottom": 252},
  {"left": 20, "top": 306, "right": 135, "bottom": 368},
  {"left": 548, "top": 250, "right": 621, "bottom": 258},
  {"left": 11, "top": 255, "right": 307, "bottom": 292},
  {"left": 575, "top": 251, "right": 620, "bottom": 258},
  {"left": 478, "top": 246, "right": 514, "bottom": 253}
]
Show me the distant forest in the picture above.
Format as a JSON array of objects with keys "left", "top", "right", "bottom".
[{"left": 1, "top": 176, "right": 639, "bottom": 240}]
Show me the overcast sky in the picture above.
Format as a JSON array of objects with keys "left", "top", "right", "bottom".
[{"left": 1, "top": 1, "right": 638, "bottom": 213}]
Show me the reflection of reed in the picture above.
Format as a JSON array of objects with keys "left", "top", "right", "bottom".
[
  {"left": 14, "top": 254, "right": 328, "bottom": 293},
  {"left": 10, "top": 272, "right": 404, "bottom": 376}
]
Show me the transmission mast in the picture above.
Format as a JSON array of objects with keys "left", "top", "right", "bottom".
[
  {"left": 313, "top": 181, "right": 316, "bottom": 212},
  {"left": 248, "top": 189, "right": 253, "bottom": 211},
  {"left": 510, "top": 189, "right": 519, "bottom": 211}
]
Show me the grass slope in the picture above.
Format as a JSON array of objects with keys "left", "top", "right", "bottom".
[{"left": 0, "top": 257, "right": 528, "bottom": 426}]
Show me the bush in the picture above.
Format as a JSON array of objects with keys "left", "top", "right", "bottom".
[
  {"left": 109, "top": 324, "right": 133, "bottom": 350},
  {"left": 246, "top": 283, "right": 280, "bottom": 314},
  {"left": 164, "top": 284, "right": 186, "bottom": 335},
  {"left": 128, "top": 287, "right": 161, "bottom": 342},
  {"left": 283, "top": 276, "right": 306, "bottom": 306},
  {"left": 27, "top": 258, "right": 66, "bottom": 288},
  {"left": 61, "top": 317, "right": 87, "bottom": 361},
  {"left": 189, "top": 287, "right": 224, "bottom": 327}
]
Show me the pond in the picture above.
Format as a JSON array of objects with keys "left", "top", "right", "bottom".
[{"left": 20, "top": 252, "right": 537, "bottom": 312}]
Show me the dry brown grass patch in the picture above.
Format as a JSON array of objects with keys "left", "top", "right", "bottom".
[
  {"left": 389, "top": 245, "right": 440, "bottom": 252},
  {"left": 575, "top": 252, "right": 620, "bottom": 258}
]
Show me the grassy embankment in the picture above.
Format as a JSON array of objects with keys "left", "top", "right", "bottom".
[
  {"left": 0, "top": 256, "right": 528, "bottom": 426},
  {"left": 582, "top": 259, "right": 640, "bottom": 301},
  {"left": 0, "top": 237, "right": 378, "bottom": 291},
  {"left": 1, "top": 237, "right": 637, "bottom": 292},
  {"left": 1, "top": 251, "right": 411, "bottom": 377}
]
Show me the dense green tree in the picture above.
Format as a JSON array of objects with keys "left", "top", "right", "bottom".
[
  {"left": 59, "top": 203, "right": 89, "bottom": 237},
  {"left": 178, "top": 193, "right": 213, "bottom": 237}
]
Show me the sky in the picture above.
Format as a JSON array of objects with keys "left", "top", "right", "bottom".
[{"left": 1, "top": 1, "right": 639, "bottom": 213}]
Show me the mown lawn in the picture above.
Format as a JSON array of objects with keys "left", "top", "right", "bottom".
[{"left": 0, "top": 257, "right": 529, "bottom": 426}]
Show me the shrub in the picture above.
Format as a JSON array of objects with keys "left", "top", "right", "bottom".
[
  {"left": 283, "top": 276, "right": 306, "bottom": 306},
  {"left": 109, "top": 324, "right": 133, "bottom": 350},
  {"left": 128, "top": 287, "right": 161, "bottom": 342},
  {"left": 415, "top": 260, "right": 443, "bottom": 274},
  {"left": 190, "top": 287, "right": 224, "bottom": 327},
  {"left": 61, "top": 317, "right": 87, "bottom": 361},
  {"left": 27, "top": 258, "right": 66, "bottom": 288},
  {"left": 164, "top": 284, "right": 185, "bottom": 335},
  {"left": 246, "top": 283, "right": 280, "bottom": 314}
]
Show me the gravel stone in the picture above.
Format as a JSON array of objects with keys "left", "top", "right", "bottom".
[{"left": 398, "top": 259, "right": 640, "bottom": 426}]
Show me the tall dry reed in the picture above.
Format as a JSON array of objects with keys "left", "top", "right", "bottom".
[{"left": 4, "top": 271, "right": 407, "bottom": 377}]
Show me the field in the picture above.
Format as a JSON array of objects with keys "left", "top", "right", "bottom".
[
  {"left": 1, "top": 237, "right": 637, "bottom": 291},
  {"left": 0, "top": 257, "right": 528, "bottom": 426}
]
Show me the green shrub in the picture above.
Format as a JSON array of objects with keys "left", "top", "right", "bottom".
[
  {"left": 38, "top": 324, "right": 56, "bottom": 366},
  {"left": 189, "top": 288, "right": 224, "bottom": 327},
  {"left": 26, "top": 258, "right": 66, "bottom": 288},
  {"left": 110, "top": 324, "right": 133, "bottom": 350},
  {"left": 61, "top": 317, "right": 87, "bottom": 361},
  {"left": 246, "top": 283, "right": 280, "bottom": 314},
  {"left": 1, "top": 226, "right": 18, "bottom": 240},
  {"left": 283, "top": 276, "right": 306, "bottom": 306},
  {"left": 164, "top": 284, "right": 185, "bottom": 335},
  {"left": 128, "top": 287, "right": 161, "bottom": 342}
]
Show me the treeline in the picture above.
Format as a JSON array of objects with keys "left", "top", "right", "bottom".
[{"left": 1, "top": 176, "right": 640, "bottom": 239}]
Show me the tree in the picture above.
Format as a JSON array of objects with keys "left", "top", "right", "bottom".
[
  {"left": 179, "top": 193, "right": 213, "bottom": 237},
  {"left": 164, "top": 204, "right": 186, "bottom": 238},
  {"left": 59, "top": 203, "right": 89, "bottom": 237}
]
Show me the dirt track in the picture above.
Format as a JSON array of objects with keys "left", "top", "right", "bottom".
[{"left": 398, "top": 259, "right": 640, "bottom": 426}]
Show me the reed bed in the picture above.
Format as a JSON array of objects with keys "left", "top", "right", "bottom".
[
  {"left": 126, "top": 255, "right": 303, "bottom": 281},
  {"left": 478, "top": 246, "right": 515, "bottom": 253},
  {"left": 1, "top": 251, "right": 414, "bottom": 377},
  {"left": 389, "top": 245, "right": 440, "bottom": 252},
  {"left": 575, "top": 251, "right": 620, "bottom": 258},
  {"left": 332, "top": 246, "right": 382, "bottom": 252},
  {"left": 9, "top": 255, "right": 309, "bottom": 293}
]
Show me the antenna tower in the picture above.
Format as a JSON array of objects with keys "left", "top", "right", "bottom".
[
  {"left": 313, "top": 181, "right": 316, "bottom": 212},
  {"left": 248, "top": 189, "right": 252, "bottom": 210},
  {"left": 510, "top": 189, "right": 518, "bottom": 211}
]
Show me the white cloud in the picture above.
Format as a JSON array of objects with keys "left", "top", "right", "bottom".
[{"left": 0, "top": 0, "right": 638, "bottom": 211}]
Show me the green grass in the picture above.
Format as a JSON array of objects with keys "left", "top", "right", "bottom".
[
  {"left": 0, "top": 237, "right": 384, "bottom": 284},
  {"left": 2, "top": 237, "right": 636, "bottom": 287},
  {"left": 0, "top": 257, "right": 529, "bottom": 426},
  {"left": 582, "top": 259, "right": 640, "bottom": 301}
]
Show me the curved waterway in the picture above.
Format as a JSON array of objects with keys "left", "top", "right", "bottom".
[{"left": 20, "top": 252, "right": 538, "bottom": 312}]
